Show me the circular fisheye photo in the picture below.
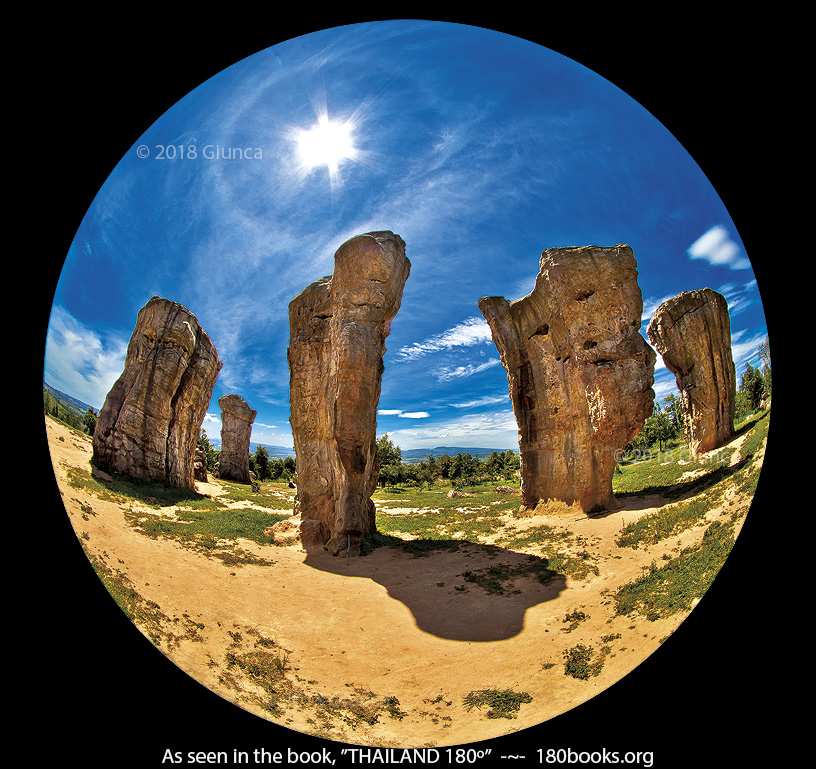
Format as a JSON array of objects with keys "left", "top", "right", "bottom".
[{"left": 43, "top": 19, "right": 770, "bottom": 757}]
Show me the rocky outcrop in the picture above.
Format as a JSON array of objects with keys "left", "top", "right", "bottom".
[
  {"left": 92, "top": 296, "right": 222, "bottom": 490},
  {"left": 283, "top": 231, "right": 410, "bottom": 556},
  {"left": 193, "top": 447, "right": 208, "bottom": 482},
  {"left": 646, "top": 288, "right": 735, "bottom": 456},
  {"left": 479, "top": 244, "right": 655, "bottom": 514},
  {"left": 217, "top": 394, "right": 257, "bottom": 483}
]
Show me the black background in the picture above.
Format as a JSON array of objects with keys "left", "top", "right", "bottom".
[{"left": 31, "top": 10, "right": 786, "bottom": 767}]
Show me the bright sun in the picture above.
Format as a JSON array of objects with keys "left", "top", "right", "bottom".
[{"left": 295, "top": 115, "right": 357, "bottom": 174}]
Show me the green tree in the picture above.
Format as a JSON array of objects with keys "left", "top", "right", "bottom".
[
  {"left": 502, "top": 449, "right": 520, "bottom": 480},
  {"left": 377, "top": 433, "right": 404, "bottom": 487},
  {"left": 737, "top": 362, "right": 764, "bottom": 417},
  {"left": 376, "top": 433, "right": 402, "bottom": 466},
  {"left": 82, "top": 407, "right": 97, "bottom": 435},
  {"left": 662, "top": 392, "right": 684, "bottom": 437},
  {"left": 254, "top": 445, "right": 270, "bottom": 480},
  {"left": 758, "top": 335, "right": 771, "bottom": 400}
]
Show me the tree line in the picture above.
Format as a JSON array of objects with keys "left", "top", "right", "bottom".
[
  {"left": 375, "top": 433, "right": 520, "bottom": 490},
  {"left": 44, "top": 390, "right": 97, "bottom": 435}
]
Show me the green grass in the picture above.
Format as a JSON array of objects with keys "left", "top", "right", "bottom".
[
  {"left": 562, "top": 644, "right": 606, "bottom": 680},
  {"left": 613, "top": 518, "right": 737, "bottom": 621},
  {"left": 613, "top": 447, "right": 730, "bottom": 499},
  {"left": 124, "top": 507, "right": 286, "bottom": 566},
  {"left": 616, "top": 496, "right": 711, "bottom": 549},
  {"left": 460, "top": 556, "right": 561, "bottom": 595}
]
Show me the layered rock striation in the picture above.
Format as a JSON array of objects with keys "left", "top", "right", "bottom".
[
  {"left": 92, "top": 296, "right": 222, "bottom": 490},
  {"left": 479, "top": 244, "right": 655, "bottom": 513},
  {"left": 217, "top": 394, "right": 257, "bottom": 483},
  {"left": 286, "top": 231, "right": 410, "bottom": 556},
  {"left": 646, "top": 288, "right": 735, "bottom": 456}
]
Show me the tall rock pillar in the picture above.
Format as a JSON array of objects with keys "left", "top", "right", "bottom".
[
  {"left": 218, "top": 394, "right": 257, "bottom": 483},
  {"left": 92, "top": 296, "right": 222, "bottom": 490},
  {"left": 646, "top": 288, "right": 736, "bottom": 456},
  {"left": 287, "top": 231, "right": 410, "bottom": 556},
  {"left": 479, "top": 244, "right": 655, "bottom": 514}
]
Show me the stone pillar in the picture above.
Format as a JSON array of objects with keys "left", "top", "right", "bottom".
[
  {"left": 193, "top": 447, "right": 208, "bottom": 482},
  {"left": 217, "top": 394, "right": 257, "bottom": 483},
  {"left": 479, "top": 244, "right": 655, "bottom": 514},
  {"left": 646, "top": 288, "right": 736, "bottom": 456},
  {"left": 92, "top": 296, "right": 222, "bottom": 490},
  {"left": 287, "top": 231, "right": 410, "bottom": 555}
]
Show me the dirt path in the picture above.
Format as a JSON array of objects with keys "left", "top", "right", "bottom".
[{"left": 45, "top": 416, "right": 757, "bottom": 747}]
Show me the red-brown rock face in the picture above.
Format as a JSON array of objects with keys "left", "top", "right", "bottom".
[
  {"left": 287, "top": 231, "right": 410, "bottom": 556},
  {"left": 479, "top": 244, "right": 655, "bottom": 513},
  {"left": 92, "top": 296, "right": 222, "bottom": 490},
  {"left": 646, "top": 288, "right": 735, "bottom": 456},
  {"left": 217, "top": 394, "right": 257, "bottom": 483}
]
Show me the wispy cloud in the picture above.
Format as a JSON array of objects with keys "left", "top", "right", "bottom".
[
  {"left": 434, "top": 358, "right": 501, "bottom": 382},
  {"left": 641, "top": 293, "right": 676, "bottom": 325},
  {"left": 687, "top": 225, "right": 751, "bottom": 270},
  {"left": 717, "top": 279, "right": 758, "bottom": 318},
  {"left": 397, "top": 317, "right": 493, "bottom": 361},
  {"left": 449, "top": 394, "right": 508, "bottom": 409}
]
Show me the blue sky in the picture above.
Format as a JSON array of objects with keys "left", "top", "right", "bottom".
[{"left": 44, "top": 20, "right": 768, "bottom": 452}]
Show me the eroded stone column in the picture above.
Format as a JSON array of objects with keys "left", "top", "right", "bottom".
[
  {"left": 217, "top": 394, "right": 257, "bottom": 483},
  {"left": 286, "top": 231, "right": 410, "bottom": 555},
  {"left": 646, "top": 288, "right": 735, "bottom": 456},
  {"left": 479, "top": 244, "right": 655, "bottom": 514},
  {"left": 92, "top": 296, "right": 222, "bottom": 490}
]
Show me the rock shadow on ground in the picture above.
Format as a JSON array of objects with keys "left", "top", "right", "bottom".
[{"left": 302, "top": 540, "right": 567, "bottom": 643}]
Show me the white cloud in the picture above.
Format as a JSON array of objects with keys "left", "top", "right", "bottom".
[
  {"left": 434, "top": 358, "right": 501, "bottom": 382},
  {"left": 203, "top": 413, "right": 222, "bottom": 426},
  {"left": 385, "top": 409, "right": 519, "bottom": 450},
  {"left": 397, "top": 316, "right": 493, "bottom": 361},
  {"left": 377, "top": 409, "right": 430, "bottom": 419},
  {"left": 687, "top": 225, "right": 751, "bottom": 270},
  {"left": 43, "top": 306, "right": 128, "bottom": 410}
]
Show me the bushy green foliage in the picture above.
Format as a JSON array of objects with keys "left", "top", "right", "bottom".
[{"left": 462, "top": 688, "right": 532, "bottom": 719}]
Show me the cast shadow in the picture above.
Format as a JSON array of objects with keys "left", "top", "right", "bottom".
[{"left": 302, "top": 538, "right": 567, "bottom": 643}]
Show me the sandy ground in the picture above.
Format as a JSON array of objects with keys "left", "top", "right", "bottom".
[{"left": 46, "top": 415, "right": 758, "bottom": 748}]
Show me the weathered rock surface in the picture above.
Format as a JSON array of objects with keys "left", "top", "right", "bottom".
[
  {"left": 217, "top": 394, "right": 257, "bottom": 483},
  {"left": 283, "top": 231, "right": 410, "bottom": 556},
  {"left": 193, "top": 447, "right": 208, "bottom": 482},
  {"left": 479, "top": 244, "right": 655, "bottom": 513},
  {"left": 646, "top": 288, "right": 735, "bottom": 456},
  {"left": 92, "top": 296, "right": 222, "bottom": 490}
]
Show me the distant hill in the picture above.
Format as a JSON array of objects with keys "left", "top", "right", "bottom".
[
  {"left": 43, "top": 381, "right": 98, "bottom": 419},
  {"left": 400, "top": 446, "right": 515, "bottom": 464},
  {"left": 210, "top": 438, "right": 295, "bottom": 459}
]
